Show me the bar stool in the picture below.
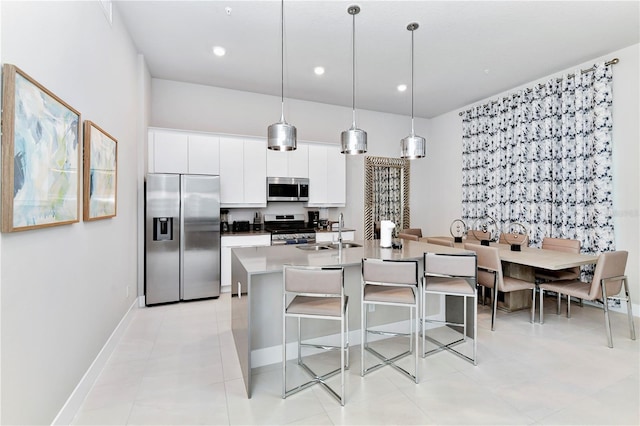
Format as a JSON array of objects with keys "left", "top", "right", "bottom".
[
  {"left": 282, "top": 265, "right": 349, "bottom": 405},
  {"left": 422, "top": 252, "right": 478, "bottom": 365},
  {"left": 361, "top": 258, "right": 420, "bottom": 383}
]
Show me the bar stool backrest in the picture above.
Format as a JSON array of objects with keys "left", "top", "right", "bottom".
[
  {"left": 424, "top": 252, "right": 476, "bottom": 278},
  {"left": 362, "top": 259, "right": 418, "bottom": 286},
  {"left": 285, "top": 266, "right": 343, "bottom": 295}
]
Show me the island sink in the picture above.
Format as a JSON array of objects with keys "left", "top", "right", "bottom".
[{"left": 295, "top": 242, "right": 362, "bottom": 251}]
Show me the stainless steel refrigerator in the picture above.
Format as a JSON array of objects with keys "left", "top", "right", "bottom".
[{"left": 145, "top": 174, "right": 220, "bottom": 305}]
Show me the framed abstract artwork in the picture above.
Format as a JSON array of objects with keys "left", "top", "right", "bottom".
[
  {"left": 83, "top": 121, "right": 117, "bottom": 221},
  {"left": 1, "top": 64, "right": 81, "bottom": 232}
]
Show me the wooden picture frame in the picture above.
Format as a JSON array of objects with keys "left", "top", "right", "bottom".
[
  {"left": 83, "top": 121, "right": 117, "bottom": 221},
  {"left": 1, "top": 64, "right": 81, "bottom": 232}
]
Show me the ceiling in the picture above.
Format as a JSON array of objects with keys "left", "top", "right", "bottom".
[{"left": 115, "top": 1, "right": 639, "bottom": 119}]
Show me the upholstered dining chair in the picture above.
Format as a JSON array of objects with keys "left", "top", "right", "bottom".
[
  {"left": 400, "top": 228, "right": 423, "bottom": 238},
  {"left": 539, "top": 251, "right": 635, "bottom": 348},
  {"left": 398, "top": 232, "right": 420, "bottom": 241},
  {"left": 535, "top": 237, "right": 582, "bottom": 313},
  {"left": 536, "top": 237, "right": 581, "bottom": 281},
  {"left": 466, "top": 230, "right": 491, "bottom": 242},
  {"left": 425, "top": 237, "right": 454, "bottom": 247},
  {"left": 464, "top": 243, "right": 536, "bottom": 330},
  {"left": 499, "top": 232, "right": 529, "bottom": 247}
]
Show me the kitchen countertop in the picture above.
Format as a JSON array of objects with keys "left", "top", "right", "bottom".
[
  {"left": 231, "top": 239, "right": 468, "bottom": 275},
  {"left": 221, "top": 229, "right": 355, "bottom": 237},
  {"left": 221, "top": 230, "right": 271, "bottom": 237}
]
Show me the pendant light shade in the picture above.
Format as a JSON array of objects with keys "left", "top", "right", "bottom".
[
  {"left": 268, "top": 0, "right": 297, "bottom": 151},
  {"left": 400, "top": 22, "right": 425, "bottom": 159},
  {"left": 341, "top": 5, "right": 367, "bottom": 155}
]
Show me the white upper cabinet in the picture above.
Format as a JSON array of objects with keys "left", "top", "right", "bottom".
[
  {"left": 149, "top": 130, "right": 188, "bottom": 173},
  {"left": 148, "top": 129, "right": 345, "bottom": 208},
  {"left": 266, "top": 143, "right": 309, "bottom": 178},
  {"left": 307, "top": 143, "right": 346, "bottom": 207},
  {"left": 188, "top": 134, "right": 220, "bottom": 175},
  {"left": 219, "top": 136, "right": 267, "bottom": 207},
  {"left": 148, "top": 129, "right": 219, "bottom": 175}
]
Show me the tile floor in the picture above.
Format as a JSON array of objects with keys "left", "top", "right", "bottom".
[{"left": 72, "top": 293, "right": 640, "bottom": 425}]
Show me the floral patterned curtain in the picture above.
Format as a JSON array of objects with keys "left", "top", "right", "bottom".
[{"left": 461, "top": 62, "right": 615, "bottom": 270}]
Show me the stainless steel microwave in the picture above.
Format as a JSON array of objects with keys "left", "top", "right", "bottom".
[{"left": 267, "top": 177, "right": 309, "bottom": 202}]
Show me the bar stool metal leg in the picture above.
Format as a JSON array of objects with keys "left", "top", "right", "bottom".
[
  {"left": 282, "top": 266, "right": 348, "bottom": 406},
  {"left": 360, "top": 259, "right": 420, "bottom": 384}
]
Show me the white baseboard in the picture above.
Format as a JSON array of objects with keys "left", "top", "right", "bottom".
[{"left": 52, "top": 298, "right": 139, "bottom": 425}]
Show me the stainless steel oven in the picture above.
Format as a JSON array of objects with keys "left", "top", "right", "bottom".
[
  {"left": 267, "top": 177, "right": 309, "bottom": 202},
  {"left": 264, "top": 214, "right": 316, "bottom": 245}
]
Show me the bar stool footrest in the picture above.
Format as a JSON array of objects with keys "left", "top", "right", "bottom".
[
  {"left": 422, "top": 335, "right": 476, "bottom": 365},
  {"left": 363, "top": 346, "right": 417, "bottom": 382}
]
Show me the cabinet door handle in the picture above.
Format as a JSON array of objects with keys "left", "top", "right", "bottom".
[{"left": 238, "top": 282, "right": 242, "bottom": 299}]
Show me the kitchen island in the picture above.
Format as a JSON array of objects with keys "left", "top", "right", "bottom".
[{"left": 230, "top": 239, "right": 467, "bottom": 397}]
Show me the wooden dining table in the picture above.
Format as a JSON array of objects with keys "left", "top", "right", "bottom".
[{"left": 421, "top": 236, "right": 599, "bottom": 311}]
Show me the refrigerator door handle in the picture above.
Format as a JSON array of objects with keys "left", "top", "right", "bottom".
[
  {"left": 238, "top": 282, "right": 242, "bottom": 299},
  {"left": 179, "top": 176, "right": 186, "bottom": 300}
]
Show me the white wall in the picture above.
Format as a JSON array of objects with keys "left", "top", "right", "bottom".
[
  {"left": 417, "top": 44, "right": 640, "bottom": 305},
  {"left": 151, "top": 79, "right": 429, "bottom": 237},
  {"left": 0, "top": 2, "right": 142, "bottom": 424}
]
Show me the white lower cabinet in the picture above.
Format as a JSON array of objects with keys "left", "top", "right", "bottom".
[
  {"left": 221, "top": 234, "right": 271, "bottom": 292},
  {"left": 315, "top": 231, "right": 355, "bottom": 243}
]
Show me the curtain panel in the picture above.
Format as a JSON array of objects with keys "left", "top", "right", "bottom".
[
  {"left": 461, "top": 62, "right": 614, "bottom": 270},
  {"left": 373, "top": 166, "right": 403, "bottom": 231}
]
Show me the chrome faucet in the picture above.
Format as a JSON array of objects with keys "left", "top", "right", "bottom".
[{"left": 338, "top": 212, "right": 344, "bottom": 245}]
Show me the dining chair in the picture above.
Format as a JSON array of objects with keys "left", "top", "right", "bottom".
[
  {"left": 464, "top": 243, "right": 536, "bottom": 330},
  {"left": 398, "top": 232, "right": 420, "bottom": 241},
  {"left": 499, "top": 232, "right": 529, "bottom": 247},
  {"left": 400, "top": 228, "right": 423, "bottom": 238},
  {"left": 425, "top": 237, "right": 455, "bottom": 247},
  {"left": 422, "top": 252, "right": 478, "bottom": 365},
  {"left": 536, "top": 237, "right": 581, "bottom": 281},
  {"left": 539, "top": 251, "right": 635, "bottom": 348},
  {"left": 535, "top": 237, "right": 582, "bottom": 313},
  {"left": 361, "top": 258, "right": 420, "bottom": 383},
  {"left": 466, "top": 229, "right": 491, "bottom": 242},
  {"left": 282, "top": 265, "right": 349, "bottom": 405}
]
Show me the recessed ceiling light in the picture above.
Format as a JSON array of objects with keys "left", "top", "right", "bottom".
[
  {"left": 213, "top": 46, "right": 226, "bottom": 57},
  {"left": 397, "top": 84, "right": 407, "bottom": 92},
  {"left": 314, "top": 66, "right": 325, "bottom": 76}
]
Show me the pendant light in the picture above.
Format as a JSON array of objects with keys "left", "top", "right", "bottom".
[
  {"left": 400, "top": 22, "right": 426, "bottom": 159},
  {"left": 341, "top": 5, "right": 367, "bottom": 154},
  {"left": 268, "top": 0, "right": 297, "bottom": 151}
]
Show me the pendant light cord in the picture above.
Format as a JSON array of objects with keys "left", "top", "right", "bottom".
[
  {"left": 351, "top": 10, "right": 356, "bottom": 127},
  {"left": 410, "top": 26, "right": 415, "bottom": 135},
  {"left": 280, "top": 0, "right": 285, "bottom": 122}
]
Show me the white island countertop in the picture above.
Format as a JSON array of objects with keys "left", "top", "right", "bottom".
[{"left": 231, "top": 239, "right": 468, "bottom": 275}]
